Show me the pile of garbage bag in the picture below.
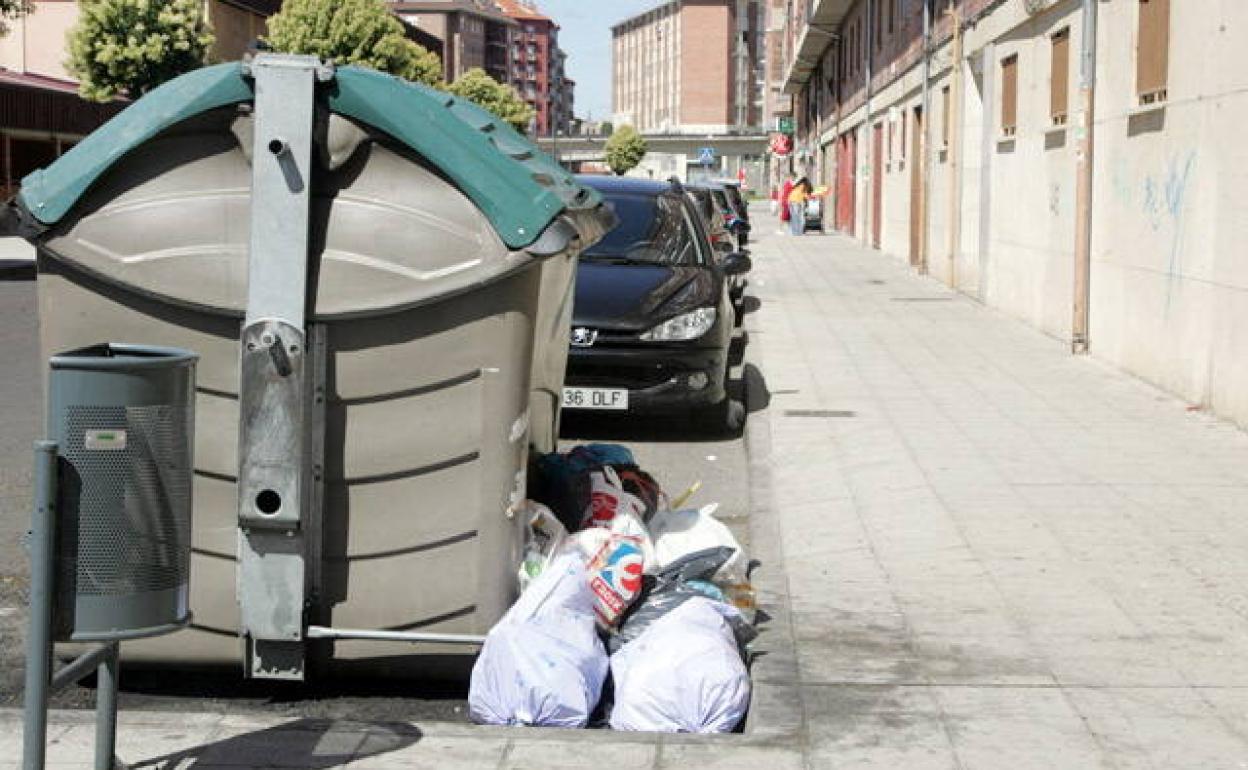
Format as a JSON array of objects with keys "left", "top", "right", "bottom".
[{"left": 469, "top": 443, "right": 757, "bottom": 733}]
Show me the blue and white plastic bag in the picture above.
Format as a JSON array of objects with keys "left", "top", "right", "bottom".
[
  {"left": 609, "top": 597, "right": 752, "bottom": 733},
  {"left": 469, "top": 553, "right": 608, "bottom": 728}
]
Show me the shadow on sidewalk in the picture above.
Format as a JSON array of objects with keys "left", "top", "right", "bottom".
[{"left": 131, "top": 717, "right": 422, "bottom": 769}]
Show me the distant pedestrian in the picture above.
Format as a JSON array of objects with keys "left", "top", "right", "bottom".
[
  {"left": 778, "top": 175, "right": 795, "bottom": 224},
  {"left": 787, "top": 177, "right": 810, "bottom": 236}
]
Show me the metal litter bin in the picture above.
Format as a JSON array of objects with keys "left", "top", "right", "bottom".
[
  {"left": 47, "top": 344, "right": 197, "bottom": 641},
  {"left": 10, "top": 55, "right": 613, "bottom": 679}
]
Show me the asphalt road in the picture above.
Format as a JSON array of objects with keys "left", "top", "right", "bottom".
[{"left": 0, "top": 271, "right": 764, "bottom": 722}]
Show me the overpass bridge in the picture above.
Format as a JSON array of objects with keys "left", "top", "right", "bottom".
[{"left": 534, "top": 133, "right": 770, "bottom": 165}]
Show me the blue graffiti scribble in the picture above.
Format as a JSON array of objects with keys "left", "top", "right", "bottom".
[
  {"left": 1142, "top": 152, "right": 1195, "bottom": 231},
  {"left": 1138, "top": 152, "right": 1197, "bottom": 315}
]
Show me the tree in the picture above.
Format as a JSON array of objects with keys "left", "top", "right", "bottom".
[
  {"left": 605, "top": 125, "right": 647, "bottom": 176},
  {"left": 0, "top": 1, "right": 29, "bottom": 37},
  {"left": 446, "top": 68, "right": 535, "bottom": 133},
  {"left": 67, "top": 0, "right": 214, "bottom": 102},
  {"left": 599, "top": 121, "right": 613, "bottom": 137},
  {"left": 266, "top": 0, "right": 442, "bottom": 87}
]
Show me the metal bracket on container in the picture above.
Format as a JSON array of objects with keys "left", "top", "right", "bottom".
[{"left": 236, "top": 54, "right": 331, "bottom": 681}]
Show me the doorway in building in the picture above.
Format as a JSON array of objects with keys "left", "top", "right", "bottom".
[
  {"left": 909, "top": 106, "right": 924, "bottom": 266},
  {"left": 871, "top": 122, "right": 883, "bottom": 249},
  {"left": 836, "top": 132, "right": 856, "bottom": 235}
]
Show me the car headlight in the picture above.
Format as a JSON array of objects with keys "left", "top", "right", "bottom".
[{"left": 640, "top": 307, "right": 717, "bottom": 341}]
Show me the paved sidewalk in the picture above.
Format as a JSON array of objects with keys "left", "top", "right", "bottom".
[
  {"left": 756, "top": 229, "right": 1248, "bottom": 768},
  {"left": 6, "top": 226, "right": 1248, "bottom": 768}
]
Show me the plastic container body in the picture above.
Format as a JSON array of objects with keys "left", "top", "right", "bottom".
[{"left": 33, "top": 110, "right": 574, "bottom": 672}]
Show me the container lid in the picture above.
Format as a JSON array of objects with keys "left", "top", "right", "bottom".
[
  {"left": 49, "top": 343, "right": 199, "bottom": 371},
  {"left": 16, "top": 62, "right": 602, "bottom": 250}
]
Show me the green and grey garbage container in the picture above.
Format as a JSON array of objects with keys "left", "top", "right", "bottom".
[
  {"left": 10, "top": 55, "right": 614, "bottom": 680},
  {"left": 47, "top": 343, "right": 198, "bottom": 641}
]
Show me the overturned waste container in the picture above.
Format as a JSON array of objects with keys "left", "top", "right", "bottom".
[{"left": 10, "top": 55, "right": 614, "bottom": 680}]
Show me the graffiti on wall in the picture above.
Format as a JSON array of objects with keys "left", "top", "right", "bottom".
[{"left": 1110, "top": 150, "right": 1197, "bottom": 316}]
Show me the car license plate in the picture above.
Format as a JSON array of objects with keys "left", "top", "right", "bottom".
[{"left": 562, "top": 387, "right": 629, "bottom": 411}]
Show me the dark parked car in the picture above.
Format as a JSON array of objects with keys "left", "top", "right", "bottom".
[
  {"left": 711, "top": 179, "right": 751, "bottom": 225},
  {"left": 563, "top": 175, "right": 751, "bottom": 430},
  {"left": 686, "top": 184, "right": 748, "bottom": 313}
]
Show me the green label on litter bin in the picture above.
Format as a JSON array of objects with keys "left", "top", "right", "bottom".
[{"left": 85, "top": 430, "right": 127, "bottom": 451}]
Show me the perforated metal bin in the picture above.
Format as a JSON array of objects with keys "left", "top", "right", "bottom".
[
  {"left": 12, "top": 59, "right": 613, "bottom": 678},
  {"left": 46, "top": 344, "right": 197, "bottom": 642}
]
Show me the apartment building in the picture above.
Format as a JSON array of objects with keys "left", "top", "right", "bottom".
[
  {"left": 392, "top": 0, "right": 517, "bottom": 82},
  {"left": 0, "top": 0, "right": 277, "bottom": 199},
  {"left": 612, "top": 0, "right": 765, "bottom": 135},
  {"left": 495, "top": 0, "right": 573, "bottom": 136},
  {"left": 781, "top": 0, "right": 1248, "bottom": 431}
]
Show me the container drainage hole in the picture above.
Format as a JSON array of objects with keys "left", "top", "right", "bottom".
[{"left": 256, "top": 490, "right": 282, "bottom": 515}]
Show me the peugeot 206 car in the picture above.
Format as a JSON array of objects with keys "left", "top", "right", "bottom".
[{"left": 562, "top": 175, "right": 751, "bottom": 431}]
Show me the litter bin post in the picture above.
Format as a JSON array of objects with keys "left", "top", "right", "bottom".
[{"left": 22, "top": 441, "right": 58, "bottom": 770}]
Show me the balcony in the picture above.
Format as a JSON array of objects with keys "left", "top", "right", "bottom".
[{"left": 782, "top": 0, "right": 855, "bottom": 95}]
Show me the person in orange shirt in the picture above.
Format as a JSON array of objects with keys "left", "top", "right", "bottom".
[{"left": 787, "top": 177, "right": 810, "bottom": 236}]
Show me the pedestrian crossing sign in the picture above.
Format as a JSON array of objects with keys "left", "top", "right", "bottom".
[{"left": 698, "top": 147, "right": 716, "bottom": 166}]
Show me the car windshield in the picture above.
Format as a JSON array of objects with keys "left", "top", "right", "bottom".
[{"left": 585, "top": 192, "right": 704, "bottom": 266}]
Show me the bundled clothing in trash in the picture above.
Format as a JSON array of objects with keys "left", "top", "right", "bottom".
[{"left": 532, "top": 443, "right": 666, "bottom": 531}]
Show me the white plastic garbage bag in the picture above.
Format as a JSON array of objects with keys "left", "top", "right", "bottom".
[
  {"left": 649, "top": 504, "right": 748, "bottom": 585},
  {"left": 584, "top": 466, "right": 649, "bottom": 529},
  {"left": 469, "top": 553, "right": 608, "bottom": 728},
  {"left": 609, "top": 598, "right": 752, "bottom": 734}
]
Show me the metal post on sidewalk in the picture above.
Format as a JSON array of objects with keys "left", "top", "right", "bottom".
[
  {"left": 94, "top": 644, "right": 119, "bottom": 770},
  {"left": 1072, "top": 0, "right": 1098, "bottom": 354},
  {"left": 22, "top": 441, "right": 58, "bottom": 770}
]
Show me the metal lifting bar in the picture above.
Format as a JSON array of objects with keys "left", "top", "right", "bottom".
[
  {"left": 306, "top": 626, "right": 487, "bottom": 646},
  {"left": 236, "top": 54, "right": 333, "bottom": 681}
]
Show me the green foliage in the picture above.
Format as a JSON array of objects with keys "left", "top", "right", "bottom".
[
  {"left": 599, "top": 120, "right": 613, "bottom": 136},
  {"left": 605, "top": 125, "right": 647, "bottom": 176},
  {"left": 446, "top": 68, "right": 534, "bottom": 133},
  {"left": 66, "top": 0, "right": 214, "bottom": 102},
  {"left": 0, "top": 1, "right": 30, "bottom": 37},
  {"left": 266, "top": 0, "right": 442, "bottom": 86}
]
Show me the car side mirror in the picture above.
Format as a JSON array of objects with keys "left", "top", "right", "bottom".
[{"left": 722, "top": 252, "right": 752, "bottom": 276}]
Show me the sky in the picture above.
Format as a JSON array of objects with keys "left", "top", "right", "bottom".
[{"left": 542, "top": 0, "right": 666, "bottom": 120}]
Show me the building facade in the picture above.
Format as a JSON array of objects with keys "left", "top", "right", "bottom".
[
  {"left": 392, "top": 0, "right": 517, "bottom": 83},
  {"left": 0, "top": 0, "right": 276, "bottom": 200},
  {"left": 495, "top": 0, "right": 573, "bottom": 136},
  {"left": 612, "top": 0, "right": 765, "bottom": 135},
  {"left": 780, "top": 0, "right": 1248, "bottom": 430}
]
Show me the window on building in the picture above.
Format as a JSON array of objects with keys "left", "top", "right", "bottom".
[
  {"left": 1136, "top": 0, "right": 1170, "bottom": 104},
  {"left": 875, "top": 0, "right": 883, "bottom": 50},
  {"left": 1050, "top": 28, "right": 1070, "bottom": 125},
  {"left": 889, "top": 0, "right": 896, "bottom": 34},
  {"left": 941, "top": 85, "right": 951, "bottom": 147},
  {"left": 888, "top": 121, "right": 894, "bottom": 163},
  {"left": 900, "top": 108, "right": 907, "bottom": 160},
  {"left": 1001, "top": 54, "right": 1018, "bottom": 136}
]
